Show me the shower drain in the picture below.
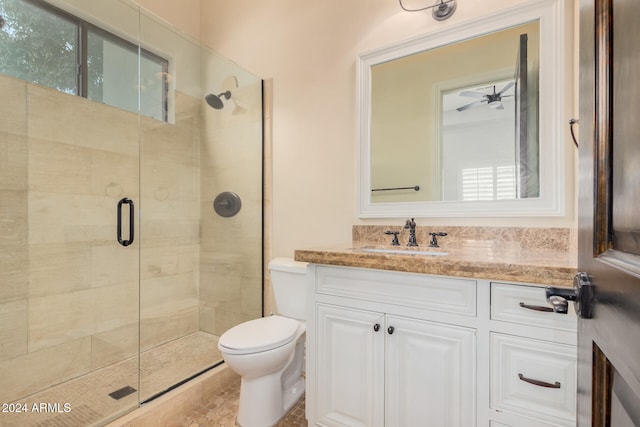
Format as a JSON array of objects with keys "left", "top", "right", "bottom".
[{"left": 108, "top": 385, "right": 137, "bottom": 400}]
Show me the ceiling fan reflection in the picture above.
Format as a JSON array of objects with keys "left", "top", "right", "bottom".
[{"left": 456, "top": 81, "right": 514, "bottom": 112}]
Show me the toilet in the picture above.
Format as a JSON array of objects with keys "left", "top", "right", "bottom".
[{"left": 218, "top": 258, "right": 307, "bottom": 427}]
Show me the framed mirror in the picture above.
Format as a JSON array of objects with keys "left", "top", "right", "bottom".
[{"left": 357, "top": 0, "right": 565, "bottom": 218}]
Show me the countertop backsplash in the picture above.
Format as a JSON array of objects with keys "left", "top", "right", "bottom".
[{"left": 353, "top": 225, "right": 576, "bottom": 255}]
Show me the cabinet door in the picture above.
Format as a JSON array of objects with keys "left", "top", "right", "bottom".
[
  {"left": 385, "top": 315, "right": 476, "bottom": 427},
  {"left": 315, "top": 304, "right": 385, "bottom": 427}
]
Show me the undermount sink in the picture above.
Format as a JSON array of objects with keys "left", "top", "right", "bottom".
[{"left": 355, "top": 247, "right": 448, "bottom": 256}]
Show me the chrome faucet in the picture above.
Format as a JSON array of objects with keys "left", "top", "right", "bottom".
[{"left": 404, "top": 218, "right": 418, "bottom": 246}]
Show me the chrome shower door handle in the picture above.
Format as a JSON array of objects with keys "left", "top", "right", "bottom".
[{"left": 117, "top": 197, "right": 135, "bottom": 247}]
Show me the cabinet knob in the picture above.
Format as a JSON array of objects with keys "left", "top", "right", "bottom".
[
  {"left": 387, "top": 326, "right": 395, "bottom": 335},
  {"left": 373, "top": 323, "right": 380, "bottom": 332}
]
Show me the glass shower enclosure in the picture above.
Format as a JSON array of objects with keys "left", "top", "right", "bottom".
[{"left": 0, "top": 0, "right": 263, "bottom": 425}]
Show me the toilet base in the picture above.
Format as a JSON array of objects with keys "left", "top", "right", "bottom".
[
  {"left": 281, "top": 337, "right": 306, "bottom": 414},
  {"left": 282, "top": 375, "right": 305, "bottom": 415},
  {"left": 236, "top": 371, "right": 305, "bottom": 427}
]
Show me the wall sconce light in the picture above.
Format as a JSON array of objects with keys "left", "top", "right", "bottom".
[{"left": 399, "top": 0, "right": 457, "bottom": 21}]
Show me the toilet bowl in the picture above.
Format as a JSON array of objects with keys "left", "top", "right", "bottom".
[{"left": 218, "top": 258, "right": 308, "bottom": 427}]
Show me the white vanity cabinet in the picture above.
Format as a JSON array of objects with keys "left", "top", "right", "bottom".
[
  {"left": 307, "top": 265, "right": 477, "bottom": 427},
  {"left": 305, "top": 265, "right": 577, "bottom": 427}
]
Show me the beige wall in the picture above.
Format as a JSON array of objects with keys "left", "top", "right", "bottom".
[
  {"left": 134, "top": 0, "right": 201, "bottom": 42},
  {"left": 199, "top": 0, "right": 578, "bottom": 259}
]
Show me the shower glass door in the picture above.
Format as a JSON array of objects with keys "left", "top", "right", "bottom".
[
  {"left": 0, "top": 0, "right": 264, "bottom": 423},
  {"left": 137, "top": 14, "right": 264, "bottom": 401},
  {"left": 0, "top": 0, "right": 142, "bottom": 424},
  {"left": 137, "top": 13, "right": 207, "bottom": 401}
]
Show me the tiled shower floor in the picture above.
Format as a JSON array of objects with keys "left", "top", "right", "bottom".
[{"left": 1, "top": 331, "right": 220, "bottom": 427}]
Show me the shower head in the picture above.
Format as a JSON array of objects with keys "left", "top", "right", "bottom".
[{"left": 205, "top": 91, "right": 231, "bottom": 110}]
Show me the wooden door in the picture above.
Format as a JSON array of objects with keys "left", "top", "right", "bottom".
[{"left": 577, "top": 0, "right": 640, "bottom": 424}]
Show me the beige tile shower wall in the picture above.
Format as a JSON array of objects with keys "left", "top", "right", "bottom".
[
  {"left": 0, "top": 75, "right": 28, "bottom": 367},
  {"left": 199, "top": 81, "right": 263, "bottom": 337},
  {"left": 0, "top": 77, "right": 203, "bottom": 402},
  {"left": 0, "top": 80, "right": 141, "bottom": 403},
  {"left": 139, "top": 91, "right": 202, "bottom": 352}
]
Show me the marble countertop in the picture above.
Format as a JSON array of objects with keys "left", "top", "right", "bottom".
[{"left": 294, "top": 241, "right": 577, "bottom": 287}]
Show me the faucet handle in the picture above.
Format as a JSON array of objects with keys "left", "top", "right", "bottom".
[
  {"left": 384, "top": 230, "right": 401, "bottom": 246},
  {"left": 428, "top": 231, "right": 448, "bottom": 248}
]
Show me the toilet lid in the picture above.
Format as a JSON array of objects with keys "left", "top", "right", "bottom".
[{"left": 218, "top": 316, "right": 299, "bottom": 354}]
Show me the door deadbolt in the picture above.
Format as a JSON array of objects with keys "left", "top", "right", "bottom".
[{"left": 545, "top": 272, "right": 594, "bottom": 319}]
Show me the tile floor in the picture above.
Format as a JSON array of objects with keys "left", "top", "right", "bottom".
[
  {"left": 1, "top": 332, "right": 220, "bottom": 427},
  {"left": 173, "top": 379, "right": 307, "bottom": 427},
  {"left": 1, "top": 331, "right": 307, "bottom": 427}
]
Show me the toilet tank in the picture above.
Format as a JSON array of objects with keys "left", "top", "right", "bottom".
[{"left": 269, "top": 258, "right": 308, "bottom": 321}]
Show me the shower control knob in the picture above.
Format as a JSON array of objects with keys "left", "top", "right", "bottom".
[
  {"left": 387, "top": 326, "right": 395, "bottom": 335},
  {"left": 373, "top": 323, "right": 380, "bottom": 332}
]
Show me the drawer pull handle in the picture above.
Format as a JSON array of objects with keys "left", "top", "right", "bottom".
[
  {"left": 387, "top": 326, "right": 395, "bottom": 335},
  {"left": 373, "top": 323, "right": 380, "bottom": 332},
  {"left": 518, "top": 373, "right": 561, "bottom": 389},
  {"left": 519, "top": 302, "right": 554, "bottom": 313}
]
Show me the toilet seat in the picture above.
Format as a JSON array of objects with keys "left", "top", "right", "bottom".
[{"left": 218, "top": 315, "right": 299, "bottom": 355}]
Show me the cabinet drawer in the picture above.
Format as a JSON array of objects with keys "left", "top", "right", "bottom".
[
  {"left": 491, "top": 333, "right": 576, "bottom": 426},
  {"left": 491, "top": 283, "right": 577, "bottom": 332},
  {"left": 316, "top": 266, "right": 476, "bottom": 316}
]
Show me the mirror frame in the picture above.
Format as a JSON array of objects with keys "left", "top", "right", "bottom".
[{"left": 357, "top": 0, "right": 565, "bottom": 218}]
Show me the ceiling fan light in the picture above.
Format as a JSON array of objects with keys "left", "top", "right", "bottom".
[{"left": 488, "top": 100, "right": 502, "bottom": 109}]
